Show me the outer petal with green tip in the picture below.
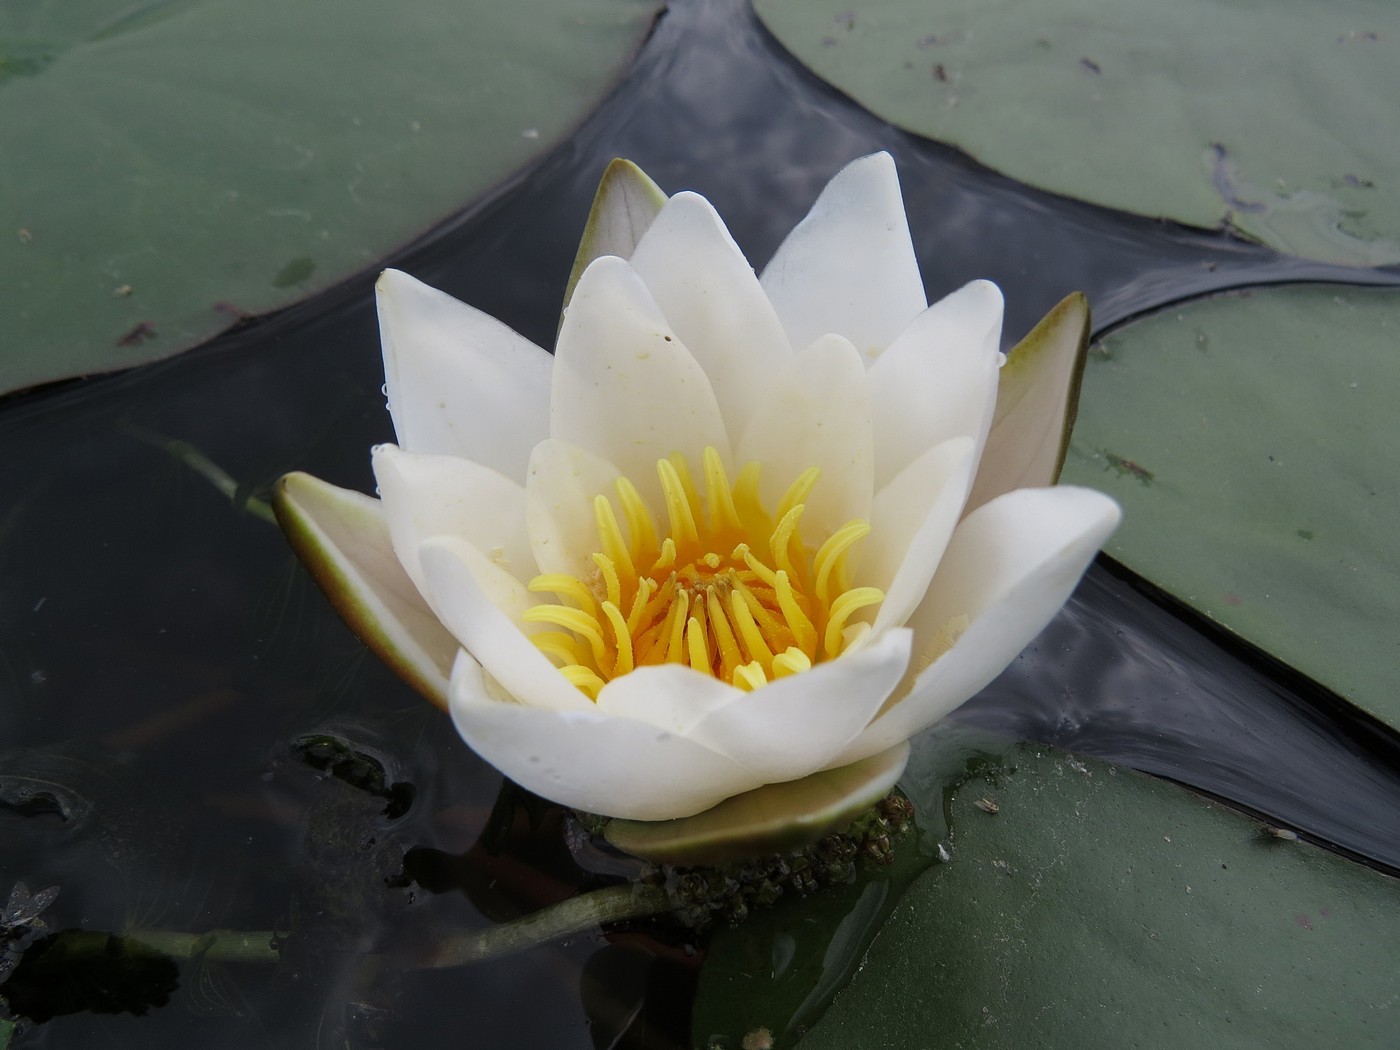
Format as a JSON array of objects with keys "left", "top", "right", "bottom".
[
  {"left": 965, "top": 291, "right": 1090, "bottom": 514},
  {"left": 272, "top": 472, "right": 458, "bottom": 709},
  {"left": 562, "top": 157, "right": 668, "bottom": 312}
]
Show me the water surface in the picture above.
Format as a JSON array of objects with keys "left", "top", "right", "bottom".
[{"left": 3, "top": 0, "right": 1399, "bottom": 1045}]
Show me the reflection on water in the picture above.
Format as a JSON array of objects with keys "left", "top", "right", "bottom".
[{"left": 2, "top": 0, "right": 1399, "bottom": 1045}]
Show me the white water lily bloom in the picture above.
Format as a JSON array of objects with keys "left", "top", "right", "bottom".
[{"left": 276, "top": 153, "right": 1119, "bottom": 823}]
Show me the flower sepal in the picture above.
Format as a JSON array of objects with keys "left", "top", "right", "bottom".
[
  {"left": 272, "top": 470, "right": 458, "bottom": 707},
  {"left": 967, "top": 290, "right": 1091, "bottom": 512},
  {"left": 561, "top": 157, "right": 667, "bottom": 318},
  {"left": 601, "top": 742, "right": 909, "bottom": 866}
]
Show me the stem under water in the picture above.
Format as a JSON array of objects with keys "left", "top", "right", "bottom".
[
  {"left": 123, "top": 928, "right": 282, "bottom": 963},
  {"left": 122, "top": 422, "right": 277, "bottom": 524},
  {"left": 120, "top": 884, "right": 671, "bottom": 970},
  {"left": 422, "top": 883, "right": 671, "bottom": 968}
]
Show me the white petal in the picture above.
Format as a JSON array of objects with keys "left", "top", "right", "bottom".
[
  {"left": 525, "top": 439, "right": 622, "bottom": 578},
  {"left": 273, "top": 472, "right": 457, "bottom": 707},
  {"left": 419, "top": 536, "right": 595, "bottom": 713},
  {"left": 831, "top": 486, "right": 1121, "bottom": 765},
  {"left": 865, "top": 280, "right": 1004, "bottom": 490},
  {"left": 551, "top": 256, "right": 731, "bottom": 504},
  {"left": 372, "top": 444, "right": 533, "bottom": 592},
  {"left": 864, "top": 437, "right": 977, "bottom": 635},
  {"left": 965, "top": 291, "right": 1090, "bottom": 515},
  {"left": 682, "top": 626, "right": 912, "bottom": 780},
  {"left": 759, "top": 152, "right": 927, "bottom": 358},
  {"left": 630, "top": 192, "right": 793, "bottom": 439},
  {"left": 735, "top": 333, "right": 873, "bottom": 537},
  {"left": 595, "top": 664, "right": 744, "bottom": 736},
  {"left": 593, "top": 628, "right": 907, "bottom": 780},
  {"left": 448, "top": 651, "right": 762, "bottom": 820},
  {"left": 377, "top": 269, "right": 551, "bottom": 477}
]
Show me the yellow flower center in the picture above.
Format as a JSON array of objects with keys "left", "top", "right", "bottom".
[{"left": 524, "top": 447, "right": 883, "bottom": 699}]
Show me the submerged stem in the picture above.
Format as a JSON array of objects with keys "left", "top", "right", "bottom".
[
  {"left": 124, "top": 928, "right": 282, "bottom": 963},
  {"left": 117, "top": 884, "right": 669, "bottom": 971},
  {"left": 122, "top": 422, "right": 277, "bottom": 524},
  {"left": 422, "top": 883, "right": 671, "bottom": 968}
]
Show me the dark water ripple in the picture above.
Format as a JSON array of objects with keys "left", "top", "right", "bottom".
[{"left": 962, "top": 562, "right": 1400, "bottom": 872}]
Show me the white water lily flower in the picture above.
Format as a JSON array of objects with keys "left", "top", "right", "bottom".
[{"left": 275, "top": 153, "right": 1119, "bottom": 825}]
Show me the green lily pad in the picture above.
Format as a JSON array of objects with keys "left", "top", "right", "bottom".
[
  {"left": 692, "top": 812, "right": 933, "bottom": 1047},
  {"left": 1059, "top": 285, "right": 1400, "bottom": 731},
  {"left": 753, "top": 0, "right": 1400, "bottom": 266},
  {"left": 798, "top": 745, "right": 1400, "bottom": 1049},
  {"left": 693, "top": 726, "right": 1014, "bottom": 1047},
  {"left": 0, "top": 0, "right": 660, "bottom": 396}
]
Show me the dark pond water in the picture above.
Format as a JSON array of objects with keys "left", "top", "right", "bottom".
[{"left": 3, "top": 0, "right": 1399, "bottom": 1046}]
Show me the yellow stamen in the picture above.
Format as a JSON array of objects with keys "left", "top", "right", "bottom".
[
  {"left": 706, "top": 588, "right": 743, "bottom": 679},
  {"left": 633, "top": 618, "right": 667, "bottom": 666},
  {"left": 733, "top": 660, "right": 767, "bottom": 691},
  {"left": 529, "top": 574, "right": 597, "bottom": 616},
  {"left": 651, "top": 536, "right": 677, "bottom": 574},
  {"left": 526, "top": 447, "right": 885, "bottom": 697},
  {"left": 775, "top": 570, "right": 817, "bottom": 658},
  {"left": 703, "top": 447, "right": 744, "bottom": 535},
  {"left": 560, "top": 665, "right": 606, "bottom": 699},
  {"left": 736, "top": 543, "right": 778, "bottom": 590},
  {"left": 668, "top": 453, "right": 704, "bottom": 534},
  {"left": 728, "top": 586, "right": 775, "bottom": 674},
  {"left": 730, "top": 573, "right": 791, "bottom": 654},
  {"left": 657, "top": 458, "right": 700, "bottom": 549},
  {"left": 814, "top": 520, "right": 871, "bottom": 605},
  {"left": 685, "top": 612, "right": 710, "bottom": 674},
  {"left": 776, "top": 466, "right": 820, "bottom": 523},
  {"left": 592, "top": 553, "right": 622, "bottom": 609},
  {"left": 769, "top": 505, "right": 806, "bottom": 584},
  {"left": 615, "top": 476, "right": 657, "bottom": 564},
  {"left": 593, "top": 496, "right": 635, "bottom": 588},
  {"left": 665, "top": 592, "right": 691, "bottom": 663},
  {"left": 772, "top": 647, "right": 812, "bottom": 678},
  {"left": 625, "top": 577, "right": 657, "bottom": 636},
  {"left": 531, "top": 631, "right": 586, "bottom": 666},
  {"left": 732, "top": 461, "right": 769, "bottom": 538},
  {"left": 523, "top": 604, "right": 610, "bottom": 669},
  {"left": 601, "top": 601, "right": 633, "bottom": 677},
  {"left": 823, "top": 587, "right": 885, "bottom": 659}
]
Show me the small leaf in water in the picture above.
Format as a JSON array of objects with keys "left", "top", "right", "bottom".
[{"left": 292, "top": 731, "right": 414, "bottom": 819}]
